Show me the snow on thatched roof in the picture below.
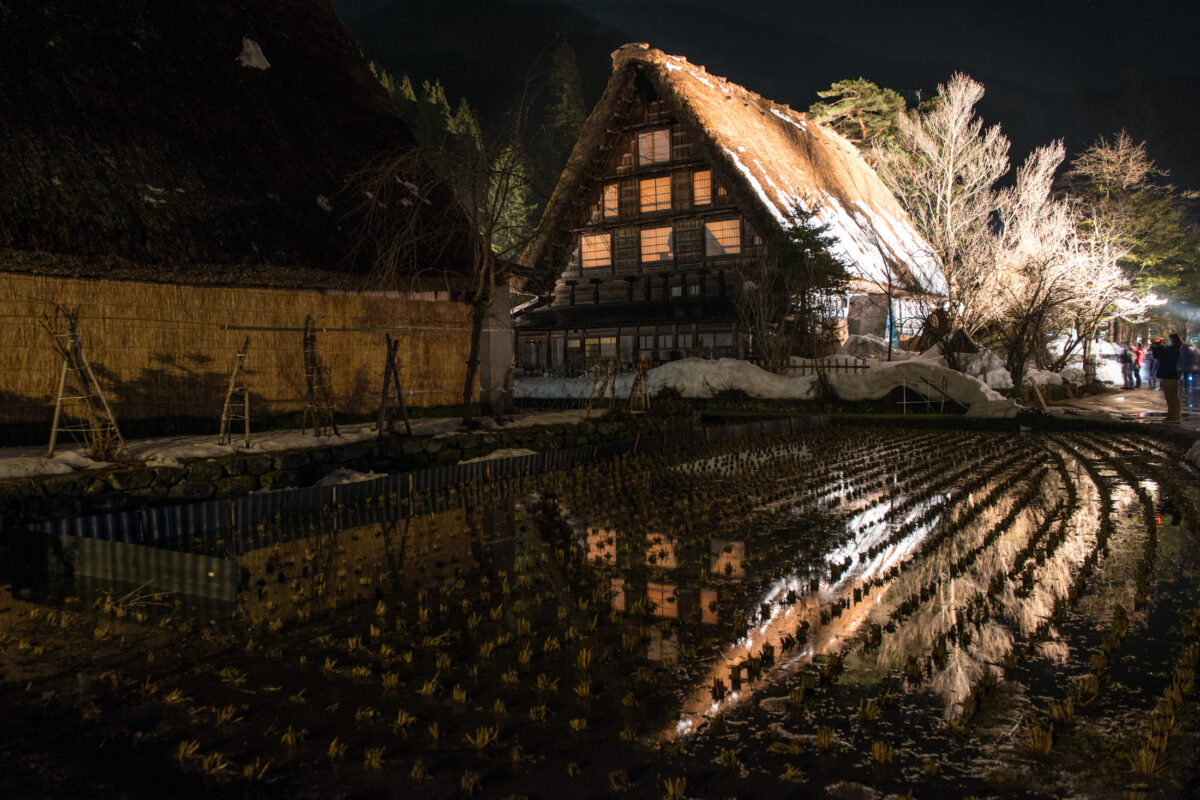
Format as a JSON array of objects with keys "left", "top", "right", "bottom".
[{"left": 523, "top": 43, "right": 944, "bottom": 296}]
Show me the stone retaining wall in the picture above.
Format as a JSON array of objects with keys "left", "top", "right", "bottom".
[{"left": 1, "top": 414, "right": 696, "bottom": 521}]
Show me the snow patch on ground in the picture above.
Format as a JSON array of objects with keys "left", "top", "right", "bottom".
[
  {"left": 316, "top": 468, "right": 385, "bottom": 487},
  {"left": 460, "top": 448, "right": 538, "bottom": 464}
]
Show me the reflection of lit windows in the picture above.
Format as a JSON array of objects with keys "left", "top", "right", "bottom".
[
  {"left": 640, "top": 226, "right": 673, "bottom": 263},
  {"left": 704, "top": 219, "right": 741, "bottom": 257},
  {"left": 646, "top": 582, "right": 678, "bottom": 618},
  {"left": 581, "top": 233, "right": 611, "bottom": 268},
  {"left": 637, "top": 129, "right": 671, "bottom": 165},
  {"left": 586, "top": 527, "right": 616, "bottom": 563},
  {"left": 611, "top": 577, "right": 626, "bottom": 612},
  {"left": 700, "top": 587, "right": 718, "bottom": 625},
  {"left": 693, "top": 169, "right": 711, "bottom": 206},
  {"left": 603, "top": 183, "right": 618, "bottom": 218},
  {"left": 645, "top": 535, "right": 676, "bottom": 569},
  {"left": 639, "top": 176, "right": 671, "bottom": 213}
]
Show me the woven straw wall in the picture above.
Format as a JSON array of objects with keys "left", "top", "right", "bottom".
[{"left": 0, "top": 272, "right": 475, "bottom": 425}]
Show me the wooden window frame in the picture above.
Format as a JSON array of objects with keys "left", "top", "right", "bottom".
[
  {"left": 704, "top": 219, "right": 742, "bottom": 258},
  {"left": 640, "top": 225, "right": 674, "bottom": 264},
  {"left": 603, "top": 183, "right": 619, "bottom": 218},
  {"left": 581, "top": 232, "right": 612, "bottom": 269},
  {"left": 693, "top": 170, "right": 712, "bottom": 206},
  {"left": 639, "top": 176, "right": 671, "bottom": 213},
  {"left": 637, "top": 129, "right": 671, "bottom": 166}
]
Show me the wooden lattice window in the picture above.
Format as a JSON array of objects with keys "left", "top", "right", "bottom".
[
  {"left": 639, "top": 176, "right": 671, "bottom": 213},
  {"left": 640, "top": 226, "right": 673, "bottom": 264},
  {"left": 581, "top": 233, "right": 611, "bottom": 268},
  {"left": 637, "top": 129, "right": 671, "bottom": 165},
  {"left": 693, "top": 170, "right": 712, "bottom": 206},
  {"left": 704, "top": 219, "right": 741, "bottom": 257},
  {"left": 603, "top": 183, "right": 619, "bottom": 218}
]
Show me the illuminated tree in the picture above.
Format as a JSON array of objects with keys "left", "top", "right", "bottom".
[{"left": 875, "top": 73, "right": 1010, "bottom": 341}]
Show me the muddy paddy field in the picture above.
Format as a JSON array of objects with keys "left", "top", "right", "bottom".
[{"left": 2, "top": 425, "right": 1199, "bottom": 798}]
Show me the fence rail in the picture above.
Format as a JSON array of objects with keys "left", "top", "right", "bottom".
[
  {"left": 783, "top": 357, "right": 869, "bottom": 377},
  {"left": 27, "top": 416, "right": 829, "bottom": 548}
]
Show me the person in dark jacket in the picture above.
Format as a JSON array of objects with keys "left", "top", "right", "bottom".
[{"left": 1151, "top": 334, "right": 1183, "bottom": 421}]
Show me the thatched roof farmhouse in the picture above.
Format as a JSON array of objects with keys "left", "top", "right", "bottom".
[{"left": 516, "top": 43, "right": 941, "bottom": 374}]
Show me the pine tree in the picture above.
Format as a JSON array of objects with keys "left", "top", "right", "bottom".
[{"left": 808, "top": 78, "right": 906, "bottom": 163}]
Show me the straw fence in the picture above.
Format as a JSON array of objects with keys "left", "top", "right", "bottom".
[{"left": 0, "top": 272, "right": 475, "bottom": 426}]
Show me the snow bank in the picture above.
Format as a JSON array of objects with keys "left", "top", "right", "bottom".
[
  {"left": 1024, "top": 369, "right": 1064, "bottom": 387},
  {"left": 0, "top": 452, "right": 106, "bottom": 480},
  {"left": 1058, "top": 367, "right": 1084, "bottom": 384},
  {"left": 835, "top": 334, "right": 915, "bottom": 362},
  {"left": 515, "top": 356, "right": 1004, "bottom": 409},
  {"left": 961, "top": 350, "right": 1013, "bottom": 391},
  {"left": 828, "top": 358, "right": 1004, "bottom": 406}
]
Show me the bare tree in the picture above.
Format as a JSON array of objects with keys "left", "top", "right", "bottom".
[
  {"left": 988, "top": 143, "right": 1077, "bottom": 391},
  {"left": 345, "top": 109, "right": 538, "bottom": 427},
  {"left": 875, "top": 74, "right": 1009, "bottom": 339}
]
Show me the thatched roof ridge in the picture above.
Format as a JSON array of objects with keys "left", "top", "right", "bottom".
[{"left": 522, "top": 43, "right": 943, "bottom": 296}]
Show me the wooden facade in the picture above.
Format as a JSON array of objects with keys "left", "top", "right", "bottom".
[{"left": 517, "top": 73, "right": 762, "bottom": 374}]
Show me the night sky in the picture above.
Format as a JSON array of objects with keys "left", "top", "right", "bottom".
[{"left": 335, "top": 0, "right": 1200, "bottom": 184}]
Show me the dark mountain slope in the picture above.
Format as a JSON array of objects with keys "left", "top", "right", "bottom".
[{"left": 0, "top": 0, "right": 425, "bottom": 271}]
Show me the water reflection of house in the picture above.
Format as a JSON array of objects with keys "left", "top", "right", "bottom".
[
  {"left": 515, "top": 43, "right": 942, "bottom": 374},
  {"left": 646, "top": 581, "right": 679, "bottom": 618},
  {"left": 238, "top": 507, "right": 480, "bottom": 622},
  {"left": 710, "top": 539, "right": 744, "bottom": 578},
  {"left": 586, "top": 526, "right": 618, "bottom": 565},
  {"left": 645, "top": 534, "right": 677, "bottom": 569}
]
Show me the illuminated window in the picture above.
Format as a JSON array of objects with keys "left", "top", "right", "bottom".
[
  {"left": 639, "top": 177, "right": 671, "bottom": 213},
  {"left": 716, "top": 184, "right": 728, "bottom": 197},
  {"left": 637, "top": 129, "right": 671, "bottom": 165},
  {"left": 704, "top": 219, "right": 741, "bottom": 257},
  {"left": 639, "top": 335, "right": 654, "bottom": 350},
  {"left": 687, "top": 284, "right": 701, "bottom": 296},
  {"left": 603, "top": 183, "right": 618, "bottom": 218},
  {"left": 677, "top": 333, "right": 693, "bottom": 349},
  {"left": 693, "top": 170, "right": 712, "bottom": 206},
  {"left": 581, "top": 233, "right": 611, "bottom": 268},
  {"left": 640, "top": 226, "right": 673, "bottom": 263},
  {"left": 670, "top": 284, "right": 682, "bottom": 298},
  {"left": 658, "top": 333, "right": 673, "bottom": 349}
]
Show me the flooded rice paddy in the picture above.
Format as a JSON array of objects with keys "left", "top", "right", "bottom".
[{"left": 2, "top": 425, "right": 1199, "bottom": 798}]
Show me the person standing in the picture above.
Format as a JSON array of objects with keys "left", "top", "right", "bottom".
[
  {"left": 1120, "top": 343, "right": 1135, "bottom": 389},
  {"left": 1152, "top": 334, "right": 1183, "bottom": 421},
  {"left": 1147, "top": 343, "right": 1159, "bottom": 390},
  {"left": 1134, "top": 341, "right": 1145, "bottom": 388}
]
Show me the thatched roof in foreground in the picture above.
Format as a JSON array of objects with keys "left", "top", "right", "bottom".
[
  {"left": 523, "top": 43, "right": 944, "bottom": 296},
  {"left": 0, "top": 0, "right": 473, "bottom": 284}
]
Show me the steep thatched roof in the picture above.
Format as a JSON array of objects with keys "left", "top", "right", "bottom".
[
  {"left": 522, "top": 43, "right": 943, "bottom": 296},
  {"left": 0, "top": 0, "right": 472, "bottom": 285}
]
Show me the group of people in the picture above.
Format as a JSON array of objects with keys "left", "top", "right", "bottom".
[{"left": 1123, "top": 334, "right": 1193, "bottom": 422}]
